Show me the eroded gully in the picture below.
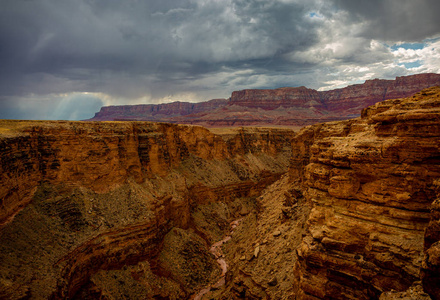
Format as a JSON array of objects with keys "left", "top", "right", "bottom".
[{"left": 193, "top": 219, "right": 242, "bottom": 300}]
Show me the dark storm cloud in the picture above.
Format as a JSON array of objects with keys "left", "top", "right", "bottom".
[
  {"left": 333, "top": 0, "right": 440, "bottom": 41},
  {"left": 0, "top": 0, "right": 318, "bottom": 96},
  {"left": 0, "top": 0, "right": 439, "bottom": 119}
]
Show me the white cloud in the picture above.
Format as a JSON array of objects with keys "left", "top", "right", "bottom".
[{"left": 392, "top": 38, "right": 440, "bottom": 73}]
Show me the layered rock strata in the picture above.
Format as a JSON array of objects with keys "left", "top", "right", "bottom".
[
  {"left": 96, "top": 98, "right": 228, "bottom": 122},
  {"left": 0, "top": 121, "right": 292, "bottom": 225},
  {"left": 290, "top": 87, "right": 440, "bottom": 299},
  {"left": 91, "top": 73, "right": 440, "bottom": 127},
  {"left": 150, "top": 87, "right": 440, "bottom": 300},
  {"left": 0, "top": 121, "right": 293, "bottom": 299}
]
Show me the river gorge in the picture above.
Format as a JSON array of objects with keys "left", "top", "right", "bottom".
[{"left": 1, "top": 87, "right": 440, "bottom": 299}]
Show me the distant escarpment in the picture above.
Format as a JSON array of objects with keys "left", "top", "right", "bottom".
[
  {"left": 90, "top": 73, "right": 440, "bottom": 127},
  {"left": 93, "top": 98, "right": 228, "bottom": 123},
  {"left": 0, "top": 121, "right": 293, "bottom": 299},
  {"left": 290, "top": 86, "right": 440, "bottom": 299}
]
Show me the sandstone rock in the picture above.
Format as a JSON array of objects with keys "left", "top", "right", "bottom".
[
  {"left": 218, "top": 174, "right": 311, "bottom": 300},
  {"left": 273, "top": 230, "right": 282, "bottom": 237},
  {"left": 268, "top": 277, "right": 278, "bottom": 286},
  {"left": 91, "top": 98, "right": 228, "bottom": 121},
  {"left": 291, "top": 87, "right": 440, "bottom": 299},
  {"left": 379, "top": 282, "right": 431, "bottom": 300},
  {"left": 254, "top": 245, "right": 260, "bottom": 258},
  {"left": 239, "top": 205, "right": 250, "bottom": 215},
  {"left": 3, "top": 85, "right": 440, "bottom": 299},
  {"left": 0, "top": 120, "right": 293, "bottom": 299},
  {"left": 0, "top": 122, "right": 294, "bottom": 226}
]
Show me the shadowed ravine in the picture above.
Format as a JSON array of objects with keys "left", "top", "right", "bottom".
[{"left": 193, "top": 219, "right": 242, "bottom": 300}]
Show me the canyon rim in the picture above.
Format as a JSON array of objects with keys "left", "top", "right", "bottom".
[{"left": 1, "top": 83, "right": 440, "bottom": 299}]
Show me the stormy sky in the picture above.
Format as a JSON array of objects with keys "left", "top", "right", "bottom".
[{"left": 1, "top": 0, "right": 439, "bottom": 120}]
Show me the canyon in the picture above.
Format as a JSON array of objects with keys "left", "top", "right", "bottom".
[
  {"left": 0, "top": 121, "right": 293, "bottom": 299},
  {"left": 90, "top": 73, "right": 440, "bottom": 128},
  {"left": 0, "top": 86, "right": 440, "bottom": 299}
]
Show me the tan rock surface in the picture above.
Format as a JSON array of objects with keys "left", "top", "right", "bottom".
[{"left": 291, "top": 87, "right": 440, "bottom": 299}]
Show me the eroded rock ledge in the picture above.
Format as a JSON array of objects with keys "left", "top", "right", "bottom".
[{"left": 290, "top": 87, "right": 440, "bottom": 299}]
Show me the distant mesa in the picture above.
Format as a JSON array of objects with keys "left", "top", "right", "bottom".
[{"left": 88, "top": 73, "right": 440, "bottom": 127}]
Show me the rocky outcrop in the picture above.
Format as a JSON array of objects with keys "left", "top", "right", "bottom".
[
  {"left": 290, "top": 87, "right": 440, "bottom": 299},
  {"left": 162, "top": 86, "right": 440, "bottom": 300},
  {"left": 0, "top": 121, "right": 293, "bottom": 299},
  {"left": 90, "top": 73, "right": 440, "bottom": 127}
]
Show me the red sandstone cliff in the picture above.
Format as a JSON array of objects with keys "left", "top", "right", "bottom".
[
  {"left": 289, "top": 86, "right": 440, "bottom": 299},
  {"left": 92, "top": 98, "right": 228, "bottom": 121},
  {"left": 90, "top": 73, "right": 440, "bottom": 127}
]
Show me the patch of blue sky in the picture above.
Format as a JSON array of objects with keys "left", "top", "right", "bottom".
[
  {"left": 398, "top": 60, "right": 422, "bottom": 69},
  {"left": 308, "top": 11, "right": 324, "bottom": 19},
  {"left": 391, "top": 42, "right": 425, "bottom": 51},
  {"left": 390, "top": 36, "right": 440, "bottom": 51},
  {"left": 425, "top": 36, "right": 440, "bottom": 44}
]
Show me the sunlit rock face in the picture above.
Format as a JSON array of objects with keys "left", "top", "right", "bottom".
[
  {"left": 91, "top": 73, "right": 440, "bottom": 127},
  {"left": 291, "top": 87, "right": 440, "bottom": 299}
]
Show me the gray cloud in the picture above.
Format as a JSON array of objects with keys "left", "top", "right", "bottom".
[
  {"left": 333, "top": 0, "right": 440, "bottom": 41},
  {"left": 0, "top": 0, "right": 439, "bottom": 119}
]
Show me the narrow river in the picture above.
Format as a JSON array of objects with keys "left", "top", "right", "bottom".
[{"left": 193, "top": 219, "right": 241, "bottom": 300}]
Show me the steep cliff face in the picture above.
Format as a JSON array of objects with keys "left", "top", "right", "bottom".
[
  {"left": 0, "top": 121, "right": 293, "bottom": 299},
  {"left": 0, "top": 122, "right": 214, "bottom": 225},
  {"left": 229, "top": 86, "right": 323, "bottom": 110},
  {"left": 290, "top": 87, "right": 440, "bottom": 299},
  {"left": 323, "top": 73, "right": 440, "bottom": 114},
  {"left": 90, "top": 73, "right": 440, "bottom": 127},
  {"left": 93, "top": 98, "right": 228, "bottom": 121}
]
